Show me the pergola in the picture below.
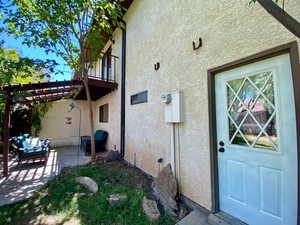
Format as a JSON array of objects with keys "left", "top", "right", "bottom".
[{"left": 1, "top": 78, "right": 118, "bottom": 177}]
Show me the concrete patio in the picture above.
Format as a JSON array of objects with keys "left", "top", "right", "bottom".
[{"left": 0, "top": 146, "right": 90, "bottom": 206}]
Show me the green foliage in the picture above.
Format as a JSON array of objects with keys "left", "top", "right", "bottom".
[
  {"left": 0, "top": 163, "right": 176, "bottom": 225},
  {"left": 31, "top": 102, "right": 52, "bottom": 136},
  {"left": 0, "top": 47, "right": 56, "bottom": 138},
  {"left": 10, "top": 107, "right": 32, "bottom": 136},
  {"left": 1, "top": 0, "right": 126, "bottom": 74},
  {"left": 0, "top": 47, "right": 57, "bottom": 86}
]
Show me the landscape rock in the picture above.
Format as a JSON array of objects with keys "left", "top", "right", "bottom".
[
  {"left": 75, "top": 176, "right": 98, "bottom": 193},
  {"left": 107, "top": 194, "right": 128, "bottom": 206},
  {"left": 104, "top": 150, "right": 119, "bottom": 162},
  {"left": 142, "top": 197, "right": 161, "bottom": 221},
  {"left": 152, "top": 163, "right": 178, "bottom": 215},
  {"left": 82, "top": 156, "right": 104, "bottom": 166}
]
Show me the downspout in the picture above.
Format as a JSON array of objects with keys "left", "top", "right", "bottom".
[{"left": 120, "top": 24, "right": 126, "bottom": 159}]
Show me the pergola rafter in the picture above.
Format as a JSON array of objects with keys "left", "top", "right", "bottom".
[
  {"left": 1, "top": 80, "right": 82, "bottom": 92},
  {"left": 1, "top": 79, "right": 82, "bottom": 177},
  {"left": 21, "top": 92, "right": 74, "bottom": 104},
  {"left": 28, "top": 87, "right": 76, "bottom": 97}
]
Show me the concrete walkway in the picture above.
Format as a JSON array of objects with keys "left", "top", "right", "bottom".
[
  {"left": 176, "top": 210, "right": 209, "bottom": 225},
  {"left": 0, "top": 146, "right": 90, "bottom": 206}
]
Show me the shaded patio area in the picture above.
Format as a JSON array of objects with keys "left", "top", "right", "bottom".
[{"left": 0, "top": 146, "right": 90, "bottom": 206}]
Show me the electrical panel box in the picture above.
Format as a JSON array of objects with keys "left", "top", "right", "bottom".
[{"left": 162, "top": 91, "right": 183, "bottom": 123}]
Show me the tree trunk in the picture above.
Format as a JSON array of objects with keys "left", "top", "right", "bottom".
[
  {"left": 83, "top": 76, "right": 96, "bottom": 160},
  {"left": 257, "top": 0, "right": 300, "bottom": 38},
  {"left": 79, "top": 39, "right": 96, "bottom": 160}
]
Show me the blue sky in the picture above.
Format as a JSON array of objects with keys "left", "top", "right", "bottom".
[{"left": 2, "top": 33, "right": 72, "bottom": 81}]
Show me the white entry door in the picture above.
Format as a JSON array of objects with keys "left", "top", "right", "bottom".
[{"left": 215, "top": 54, "right": 298, "bottom": 225}]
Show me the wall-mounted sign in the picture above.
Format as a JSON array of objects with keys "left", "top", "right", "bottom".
[{"left": 65, "top": 117, "right": 72, "bottom": 125}]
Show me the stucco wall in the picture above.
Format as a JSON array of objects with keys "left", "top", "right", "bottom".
[
  {"left": 122, "top": 0, "right": 300, "bottom": 210},
  {"left": 93, "top": 29, "right": 122, "bottom": 151},
  {"left": 39, "top": 0, "right": 300, "bottom": 211},
  {"left": 40, "top": 100, "right": 90, "bottom": 147},
  {"left": 40, "top": 30, "right": 123, "bottom": 150}
]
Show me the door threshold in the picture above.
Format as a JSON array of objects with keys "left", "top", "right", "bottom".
[{"left": 208, "top": 212, "right": 248, "bottom": 225}]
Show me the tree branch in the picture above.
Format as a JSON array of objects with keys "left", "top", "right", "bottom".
[{"left": 257, "top": 0, "right": 300, "bottom": 38}]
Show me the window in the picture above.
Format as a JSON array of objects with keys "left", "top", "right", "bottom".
[
  {"left": 99, "top": 104, "right": 109, "bottom": 123},
  {"left": 226, "top": 71, "right": 277, "bottom": 150},
  {"left": 101, "top": 47, "right": 112, "bottom": 81},
  {"left": 131, "top": 91, "right": 148, "bottom": 105}
]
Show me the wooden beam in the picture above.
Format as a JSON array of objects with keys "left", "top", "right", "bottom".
[
  {"left": 3, "top": 92, "right": 12, "bottom": 177},
  {"left": 21, "top": 92, "right": 73, "bottom": 104},
  {"left": 27, "top": 87, "right": 78, "bottom": 96},
  {"left": 88, "top": 78, "right": 118, "bottom": 89},
  {"left": 2, "top": 80, "right": 82, "bottom": 92}
]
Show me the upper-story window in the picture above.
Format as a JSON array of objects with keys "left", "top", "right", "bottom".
[{"left": 101, "top": 47, "right": 112, "bottom": 81}]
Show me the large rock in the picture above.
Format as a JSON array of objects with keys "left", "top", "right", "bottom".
[
  {"left": 152, "top": 164, "right": 178, "bottom": 215},
  {"left": 143, "top": 197, "right": 161, "bottom": 221},
  {"left": 104, "top": 150, "right": 119, "bottom": 162},
  {"left": 107, "top": 194, "right": 128, "bottom": 206},
  {"left": 82, "top": 156, "right": 105, "bottom": 166},
  {"left": 75, "top": 176, "right": 98, "bottom": 193}
]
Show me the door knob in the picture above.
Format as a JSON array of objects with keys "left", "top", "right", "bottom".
[
  {"left": 219, "top": 141, "right": 225, "bottom": 146},
  {"left": 219, "top": 147, "right": 225, "bottom": 153}
]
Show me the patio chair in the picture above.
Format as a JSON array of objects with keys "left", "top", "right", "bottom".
[
  {"left": 82, "top": 130, "right": 108, "bottom": 154},
  {"left": 10, "top": 134, "right": 50, "bottom": 164}
]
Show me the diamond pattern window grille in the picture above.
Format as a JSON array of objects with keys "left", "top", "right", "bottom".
[{"left": 226, "top": 71, "right": 278, "bottom": 150}]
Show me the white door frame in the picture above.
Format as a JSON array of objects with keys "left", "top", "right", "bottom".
[{"left": 207, "top": 42, "right": 300, "bottom": 223}]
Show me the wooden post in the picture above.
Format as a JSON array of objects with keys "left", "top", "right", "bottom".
[{"left": 3, "top": 91, "right": 12, "bottom": 177}]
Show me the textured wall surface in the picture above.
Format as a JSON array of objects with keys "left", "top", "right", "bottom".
[
  {"left": 122, "top": 0, "right": 300, "bottom": 210},
  {"left": 40, "top": 0, "right": 300, "bottom": 211},
  {"left": 40, "top": 100, "right": 90, "bottom": 147},
  {"left": 93, "top": 29, "right": 122, "bottom": 151}
]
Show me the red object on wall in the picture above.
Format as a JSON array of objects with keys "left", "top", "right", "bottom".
[{"left": 65, "top": 117, "right": 72, "bottom": 125}]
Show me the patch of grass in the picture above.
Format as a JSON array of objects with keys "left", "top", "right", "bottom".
[{"left": 0, "top": 162, "right": 176, "bottom": 225}]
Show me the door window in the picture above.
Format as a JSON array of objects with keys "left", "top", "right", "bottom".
[{"left": 226, "top": 71, "right": 278, "bottom": 150}]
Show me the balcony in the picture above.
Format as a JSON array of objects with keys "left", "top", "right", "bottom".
[{"left": 74, "top": 54, "right": 118, "bottom": 101}]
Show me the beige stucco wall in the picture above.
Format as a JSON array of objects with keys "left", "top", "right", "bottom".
[
  {"left": 40, "top": 30, "right": 123, "bottom": 150},
  {"left": 122, "top": 0, "right": 300, "bottom": 210},
  {"left": 93, "top": 29, "right": 122, "bottom": 151},
  {"left": 40, "top": 100, "right": 90, "bottom": 147},
  {"left": 39, "top": 0, "right": 300, "bottom": 211}
]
